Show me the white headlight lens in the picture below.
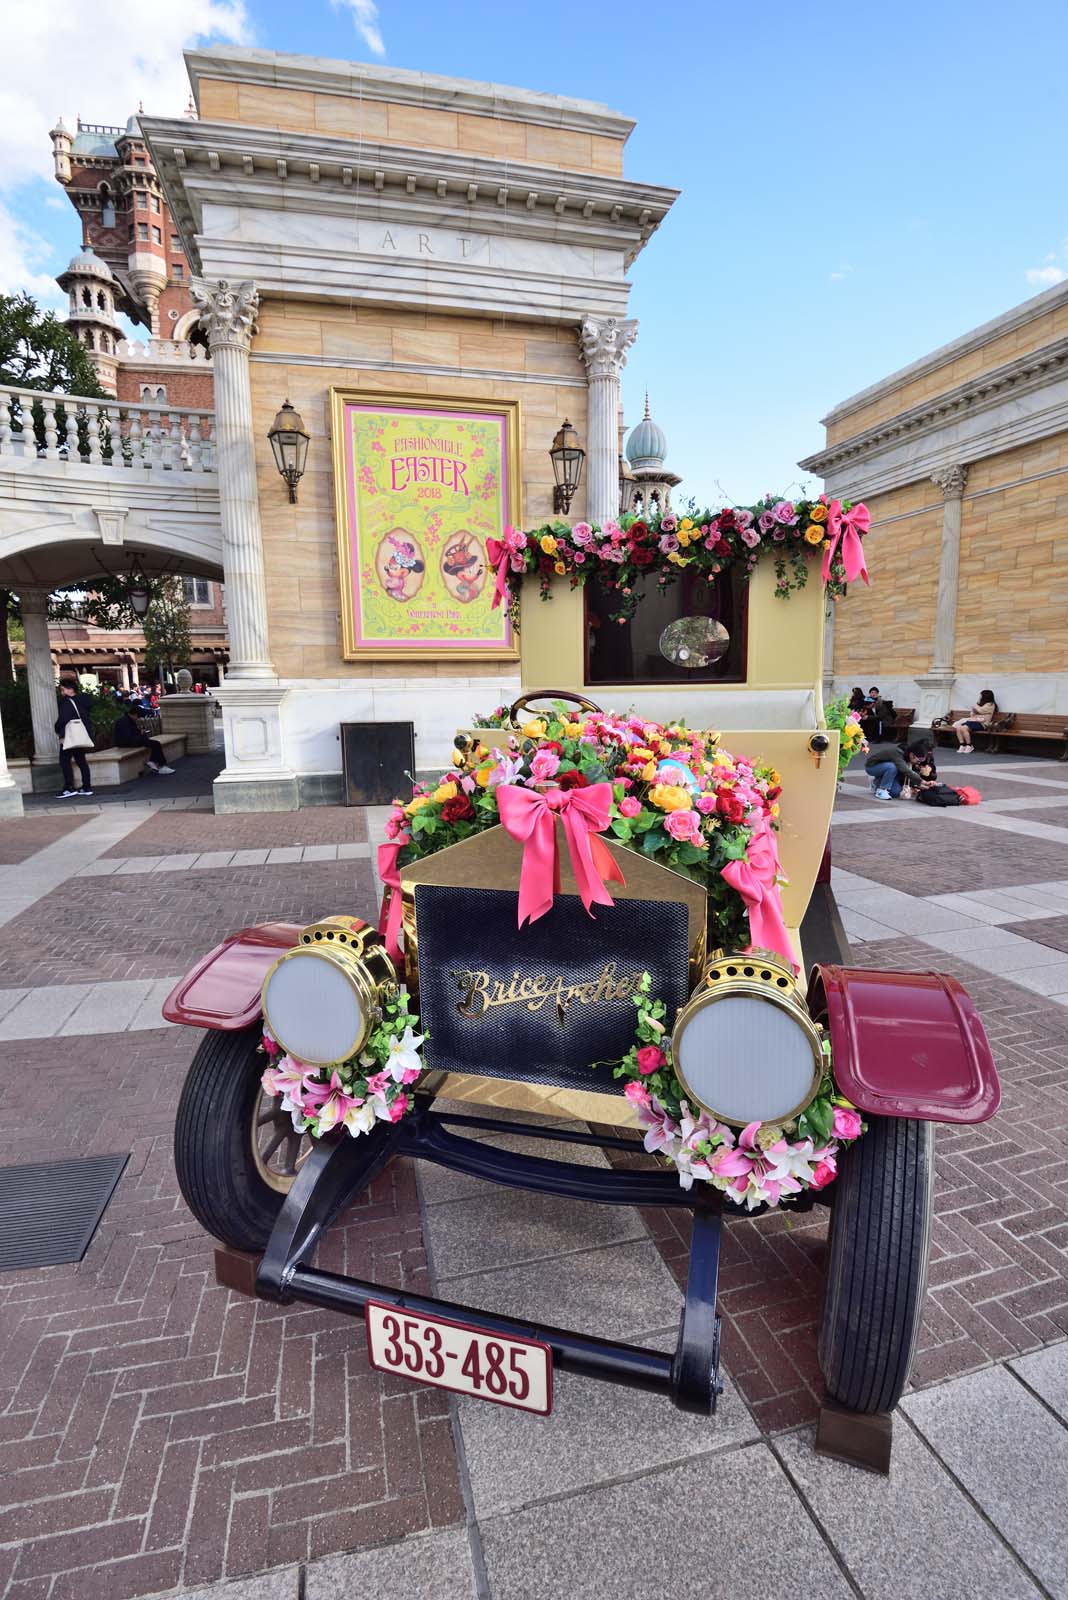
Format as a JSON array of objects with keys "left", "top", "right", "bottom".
[
  {"left": 672, "top": 990, "right": 821, "bottom": 1126},
  {"left": 262, "top": 950, "right": 366, "bottom": 1066}
]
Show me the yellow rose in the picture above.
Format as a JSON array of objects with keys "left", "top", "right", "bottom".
[
  {"left": 539, "top": 535, "right": 558, "bottom": 555},
  {"left": 769, "top": 769, "right": 781, "bottom": 784},
  {"left": 649, "top": 783, "right": 692, "bottom": 813},
  {"left": 520, "top": 718, "right": 547, "bottom": 739},
  {"left": 677, "top": 527, "right": 692, "bottom": 547},
  {"left": 432, "top": 780, "right": 457, "bottom": 803},
  {"left": 713, "top": 751, "right": 733, "bottom": 768},
  {"left": 642, "top": 760, "right": 658, "bottom": 782},
  {"left": 667, "top": 552, "right": 690, "bottom": 566},
  {"left": 554, "top": 560, "right": 566, "bottom": 576},
  {"left": 680, "top": 517, "right": 694, "bottom": 531},
  {"left": 632, "top": 747, "right": 654, "bottom": 763},
  {"left": 808, "top": 503, "right": 828, "bottom": 524},
  {"left": 770, "top": 802, "right": 781, "bottom": 819},
  {"left": 566, "top": 721, "right": 584, "bottom": 736},
  {"left": 804, "top": 527, "right": 824, "bottom": 545},
  {"left": 475, "top": 767, "right": 494, "bottom": 788},
  {"left": 405, "top": 795, "right": 431, "bottom": 816}
]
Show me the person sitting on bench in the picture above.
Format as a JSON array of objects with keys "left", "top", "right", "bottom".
[{"left": 114, "top": 707, "right": 175, "bottom": 775}]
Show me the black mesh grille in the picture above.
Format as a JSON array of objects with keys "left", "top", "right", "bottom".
[{"left": 414, "top": 884, "right": 690, "bottom": 1095}]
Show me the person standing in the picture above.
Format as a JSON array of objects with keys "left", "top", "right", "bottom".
[{"left": 55, "top": 677, "right": 94, "bottom": 798}]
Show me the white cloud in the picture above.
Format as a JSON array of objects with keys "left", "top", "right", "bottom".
[
  {"left": 0, "top": 0, "right": 250, "bottom": 302},
  {"left": 1025, "top": 264, "right": 1066, "bottom": 286},
  {"left": 0, "top": 209, "right": 67, "bottom": 307},
  {"left": 331, "top": 0, "right": 387, "bottom": 56},
  {"left": 829, "top": 264, "right": 853, "bottom": 283}
]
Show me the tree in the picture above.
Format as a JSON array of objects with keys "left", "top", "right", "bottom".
[
  {"left": 140, "top": 578, "right": 192, "bottom": 689},
  {"left": 0, "top": 292, "right": 105, "bottom": 397}
]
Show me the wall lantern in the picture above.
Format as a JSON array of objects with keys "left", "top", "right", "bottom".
[
  {"left": 268, "top": 400, "right": 310, "bottom": 503},
  {"left": 127, "top": 555, "right": 152, "bottom": 619},
  {"left": 550, "top": 419, "right": 584, "bottom": 514}
]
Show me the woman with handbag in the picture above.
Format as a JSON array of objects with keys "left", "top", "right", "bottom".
[{"left": 55, "top": 677, "right": 95, "bottom": 797}]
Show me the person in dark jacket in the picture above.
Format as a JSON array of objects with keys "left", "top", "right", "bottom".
[
  {"left": 864, "top": 739, "right": 911, "bottom": 800},
  {"left": 114, "top": 709, "right": 175, "bottom": 775},
  {"left": 55, "top": 677, "right": 94, "bottom": 797}
]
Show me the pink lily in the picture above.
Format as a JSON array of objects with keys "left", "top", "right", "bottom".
[
  {"left": 261, "top": 1060, "right": 308, "bottom": 1115},
  {"left": 302, "top": 1071, "right": 364, "bottom": 1134},
  {"left": 637, "top": 1096, "right": 679, "bottom": 1157}
]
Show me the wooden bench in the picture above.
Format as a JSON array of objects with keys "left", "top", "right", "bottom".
[
  {"left": 88, "top": 733, "right": 187, "bottom": 787},
  {"left": 934, "top": 711, "right": 1068, "bottom": 760},
  {"left": 890, "top": 706, "right": 915, "bottom": 740}
]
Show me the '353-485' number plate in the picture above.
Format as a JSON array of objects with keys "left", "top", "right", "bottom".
[{"left": 365, "top": 1302, "right": 553, "bottom": 1415}]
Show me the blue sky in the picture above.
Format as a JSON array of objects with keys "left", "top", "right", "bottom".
[{"left": 7, "top": 0, "right": 1068, "bottom": 502}]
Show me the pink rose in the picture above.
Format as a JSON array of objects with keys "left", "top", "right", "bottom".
[
  {"left": 665, "top": 809, "right": 699, "bottom": 842},
  {"left": 757, "top": 510, "right": 777, "bottom": 534},
  {"left": 623, "top": 1080, "right": 652, "bottom": 1107},
  {"left": 773, "top": 500, "right": 798, "bottom": 525},
  {"left": 636, "top": 1045, "right": 666, "bottom": 1075},
  {"left": 659, "top": 534, "right": 679, "bottom": 554},
  {"left": 740, "top": 527, "right": 760, "bottom": 548},
  {"left": 696, "top": 793, "right": 718, "bottom": 814},
  {"left": 510, "top": 553, "right": 526, "bottom": 573},
  {"left": 571, "top": 522, "right": 593, "bottom": 546},
  {"left": 531, "top": 750, "right": 560, "bottom": 781},
  {"left": 660, "top": 514, "right": 678, "bottom": 532},
  {"left": 262, "top": 1033, "right": 280, "bottom": 1057},
  {"left": 401, "top": 1066, "right": 422, "bottom": 1085},
  {"left": 600, "top": 543, "right": 626, "bottom": 563},
  {"left": 810, "top": 1157, "right": 837, "bottom": 1189},
  {"left": 733, "top": 509, "right": 754, "bottom": 530},
  {"left": 832, "top": 1106, "right": 862, "bottom": 1140},
  {"left": 573, "top": 550, "right": 587, "bottom": 564},
  {"left": 388, "top": 1093, "right": 409, "bottom": 1122},
  {"left": 618, "top": 795, "right": 641, "bottom": 818}
]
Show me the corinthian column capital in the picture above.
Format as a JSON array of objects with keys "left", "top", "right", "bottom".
[
  {"left": 579, "top": 316, "right": 639, "bottom": 380},
  {"left": 192, "top": 279, "right": 260, "bottom": 352},
  {"left": 931, "top": 463, "right": 967, "bottom": 500}
]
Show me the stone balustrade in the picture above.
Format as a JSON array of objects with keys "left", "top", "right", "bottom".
[
  {"left": 0, "top": 383, "right": 216, "bottom": 473},
  {"left": 113, "top": 338, "right": 213, "bottom": 365}
]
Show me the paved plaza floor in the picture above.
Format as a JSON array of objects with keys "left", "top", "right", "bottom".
[{"left": 0, "top": 746, "right": 1066, "bottom": 1599}]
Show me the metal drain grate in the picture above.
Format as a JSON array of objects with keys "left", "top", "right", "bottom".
[{"left": 0, "top": 1154, "right": 129, "bottom": 1271}]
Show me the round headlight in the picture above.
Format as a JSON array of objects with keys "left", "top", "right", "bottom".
[
  {"left": 261, "top": 918, "right": 396, "bottom": 1067},
  {"left": 671, "top": 955, "right": 823, "bottom": 1127}
]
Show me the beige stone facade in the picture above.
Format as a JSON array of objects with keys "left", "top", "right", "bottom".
[
  {"left": 140, "top": 47, "right": 677, "bottom": 807},
  {"left": 801, "top": 280, "right": 1068, "bottom": 722}
]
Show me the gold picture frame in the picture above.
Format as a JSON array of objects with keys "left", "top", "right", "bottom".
[{"left": 330, "top": 387, "right": 522, "bottom": 661}]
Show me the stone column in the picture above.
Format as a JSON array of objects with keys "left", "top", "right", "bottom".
[
  {"left": 193, "top": 279, "right": 297, "bottom": 811},
  {"left": 580, "top": 316, "right": 638, "bottom": 525},
  {"left": 20, "top": 587, "right": 61, "bottom": 791},
  {"left": 915, "top": 464, "right": 967, "bottom": 726},
  {"left": 821, "top": 597, "right": 836, "bottom": 711},
  {"left": 0, "top": 695, "right": 24, "bottom": 816},
  {"left": 193, "top": 280, "right": 273, "bottom": 680}
]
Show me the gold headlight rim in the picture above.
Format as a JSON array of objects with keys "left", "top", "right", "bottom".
[
  {"left": 261, "top": 943, "right": 374, "bottom": 1068},
  {"left": 670, "top": 978, "right": 824, "bottom": 1129}
]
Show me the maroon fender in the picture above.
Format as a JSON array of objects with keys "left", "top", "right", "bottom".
[
  {"left": 162, "top": 922, "right": 302, "bottom": 1030},
  {"left": 808, "top": 964, "right": 1001, "bottom": 1124}
]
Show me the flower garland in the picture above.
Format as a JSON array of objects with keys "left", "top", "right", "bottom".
[
  {"left": 488, "top": 495, "right": 870, "bottom": 625},
  {"left": 824, "top": 696, "right": 868, "bottom": 781},
  {"left": 380, "top": 706, "right": 785, "bottom": 958},
  {"left": 260, "top": 988, "right": 429, "bottom": 1138},
  {"left": 611, "top": 976, "right": 865, "bottom": 1208}
]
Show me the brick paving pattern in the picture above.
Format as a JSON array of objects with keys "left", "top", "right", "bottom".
[
  {"left": 831, "top": 816, "right": 1068, "bottom": 894},
  {"left": 102, "top": 809, "right": 368, "bottom": 858},
  {"left": 0, "top": 1027, "right": 460, "bottom": 1599},
  {"left": 1004, "top": 914, "right": 1068, "bottom": 952},
  {"left": 0, "top": 861, "right": 378, "bottom": 988},
  {"left": 0, "top": 817, "right": 91, "bottom": 866}
]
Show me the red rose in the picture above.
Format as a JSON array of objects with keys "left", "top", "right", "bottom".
[
  {"left": 441, "top": 795, "right": 476, "bottom": 823},
  {"left": 629, "top": 520, "right": 649, "bottom": 541},
  {"left": 556, "top": 769, "right": 589, "bottom": 790},
  {"left": 538, "top": 556, "right": 554, "bottom": 575},
  {"left": 715, "top": 538, "right": 732, "bottom": 556},
  {"left": 542, "top": 740, "right": 564, "bottom": 754},
  {"left": 719, "top": 510, "right": 736, "bottom": 529},
  {"left": 716, "top": 791, "right": 746, "bottom": 824},
  {"left": 636, "top": 1045, "right": 665, "bottom": 1075},
  {"left": 633, "top": 547, "right": 654, "bottom": 568},
  {"left": 767, "top": 785, "right": 782, "bottom": 802}
]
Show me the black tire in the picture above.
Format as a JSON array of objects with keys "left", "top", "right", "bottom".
[
  {"left": 818, "top": 1115, "right": 933, "bottom": 1414},
  {"left": 174, "top": 1024, "right": 287, "bottom": 1251}
]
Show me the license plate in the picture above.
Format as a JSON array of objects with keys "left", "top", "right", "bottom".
[{"left": 365, "top": 1301, "right": 552, "bottom": 1415}]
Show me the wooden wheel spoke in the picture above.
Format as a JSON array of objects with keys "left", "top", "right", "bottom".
[
  {"left": 260, "top": 1126, "right": 290, "bottom": 1164},
  {"left": 256, "top": 1106, "right": 280, "bottom": 1126}
]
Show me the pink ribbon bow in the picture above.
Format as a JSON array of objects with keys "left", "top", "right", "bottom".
[
  {"left": 377, "top": 835, "right": 410, "bottom": 965},
  {"left": 821, "top": 500, "right": 871, "bottom": 587},
  {"left": 720, "top": 818, "right": 796, "bottom": 972},
  {"left": 496, "top": 782, "right": 625, "bottom": 927},
  {"left": 487, "top": 525, "right": 526, "bottom": 611}
]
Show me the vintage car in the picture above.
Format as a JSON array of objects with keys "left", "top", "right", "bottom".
[{"left": 167, "top": 539, "right": 1000, "bottom": 1469}]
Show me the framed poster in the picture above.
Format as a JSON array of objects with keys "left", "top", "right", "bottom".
[{"left": 330, "top": 389, "right": 521, "bottom": 660}]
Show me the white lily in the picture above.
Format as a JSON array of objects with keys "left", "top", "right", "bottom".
[{"left": 385, "top": 1025, "right": 426, "bottom": 1082}]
